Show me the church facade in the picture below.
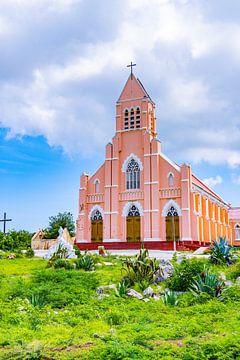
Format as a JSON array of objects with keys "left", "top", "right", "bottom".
[{"left": 76, "top": 73, "right": 239, "bottom": 249}]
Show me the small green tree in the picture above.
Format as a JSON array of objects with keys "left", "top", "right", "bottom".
[
  {"left": 44, "top": 212, "right": 75, "bottom": 239},
  {"left": 0, "top": 230, "right": 32, "bottom": 251}
]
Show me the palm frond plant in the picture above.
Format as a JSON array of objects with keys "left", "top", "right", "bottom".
[
  {"left": 115, "top": 278, "right": 131, "bottom": 298},
  {"left": 75, "top": 253, "right": 95, "bottom": 271}
]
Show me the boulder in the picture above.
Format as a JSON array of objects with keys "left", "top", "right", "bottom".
[
  {"left": 154, "top": 260, "right": 174, "bottom": 283},
  {"left": 143, "top": 287, "right": 154, "bottom": 297},
  {"left": 127, "top": 289, "right": 143, "bottom": 300},
  {"left": 235, "top": 277, "right": 240, "bottom": 284},
  {"left": 219, "top": 272, "right": 227, "bottom": 282}
]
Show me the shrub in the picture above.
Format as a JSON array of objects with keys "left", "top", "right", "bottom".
[
  {"left": 162, "top": 290, "right": 180, "bottom": 306},
  {"left": 75, "top": 254, "right": 95, "bottom": 271},
  {"left": 53, "top": 259, "right": 73, "bottom": 270},
  {"left": 25, "top": 248, "right": 34, "bottom": 258},
  {"left": 190, "top": 267, "right": 224, "bottom": 298},
  {"left": 209, "top": 237, "right": 236, "bottom": 265},
  {"left": 0, "top": 230, "right": 32, "bottom": 252},
  {"left": 166, "top": 257, "right": 207, "bottom": 291},
  {"left": 122, "top": 247, "right": 160, "bottom": 285}
]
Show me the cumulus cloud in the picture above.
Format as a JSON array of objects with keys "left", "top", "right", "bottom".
[
  {"left": 0, "top": 0, "right": 240, "bottom": 164},
  {"left": 202, "top": 175, "right": 223, "bottom": 187}
]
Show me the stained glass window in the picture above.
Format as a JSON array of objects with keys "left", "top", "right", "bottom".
[
  {"left": 167, "top": 206, "right": 178, "bottom": 217},
  {"left": 91, "top": 209, "right": 103, "bottom": 221},
  {"left": 128, "top": 204, "right": 140, "bottom": 217},
  {"left": 235, "top": 224, "right": 240, "bottom": 239},
  {"left": 126, "top": 159, "right": 140, "bottom": 189}
]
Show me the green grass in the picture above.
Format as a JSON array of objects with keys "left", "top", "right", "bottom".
[{"left": 0, "top": 257, "right": 240, "bottom": 359}]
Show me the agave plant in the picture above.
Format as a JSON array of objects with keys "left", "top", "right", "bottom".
[
  {"left": 115, "top": 278, "right": 131, "bottom": 298},
  {"left": 75, "top": 253, "right": 95, "bottom": 271},
  {"left": 190, "top": 267, "right": 224, "bottom": 298},
  {"left": 162, "top": 290, "right": 180, "bottom": 306},
  {"left": 122, "top": 247, "right": 161, "bottom": 285},
  {"left": 209, "top": 237, "right": 236, "bottom": 265}
]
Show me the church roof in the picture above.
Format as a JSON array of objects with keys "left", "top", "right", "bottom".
[
  {"left": 192, "top": 174, "right": 229, "bottom": 206},
  {"left": 117, "top": 74, "right": 155, "bottom": 104}
]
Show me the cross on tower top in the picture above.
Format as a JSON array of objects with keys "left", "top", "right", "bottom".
[{"left": 127, "top": 61, "right": 136, "bottom": 78}]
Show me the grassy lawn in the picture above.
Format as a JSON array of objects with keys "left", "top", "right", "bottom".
[{"left": 0, "top": 256, "right": 240, "bottom": 359}]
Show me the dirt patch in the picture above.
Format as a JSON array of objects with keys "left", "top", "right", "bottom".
[
  {"left": 50, "top": 342, "right": 93, "bottom": 353},
  {"left": 153, "top": 339, "right": 184, "bottom": 347}
]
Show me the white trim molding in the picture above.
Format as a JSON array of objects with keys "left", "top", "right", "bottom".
[
  {"left": 144, "top": 238, "right": 161, "bottom": 241},
  {"left": 122, "top": 201, "right": 144, "bottom": 217},
  {"left": 122, "top": 153, "right": 143, "bottom": 172},
  {"left": 162, "top": 199, "right": 182, "bottom": 216},
  {"left": 144, "top": 181, "right": 159, "bottom": 185},
  {"left": 88, "top": 205, "right": 104, "bottom": 220},
  {"left": 144, "top": 209, "right": 159, "bottom": 213},
  {"left": 103, "top": 239, "right": 120, "bottom": 242}
]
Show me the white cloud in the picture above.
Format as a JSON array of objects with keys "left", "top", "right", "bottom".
[
  {"left": 0, "top": 0, "right": 240, "bottom": 164},
  {"left": 202, "top": 175, "right": 223, "bottom": 187}
]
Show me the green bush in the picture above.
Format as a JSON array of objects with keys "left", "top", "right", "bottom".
[
  {"left": 53, "top": 259, "right": 73, "bottom": 270},
  {"left": 166, "top": 257, "right": 207, "bottom": 291},
  {"left": 25, "top": 248, "right": 34, "bottom": 258},
  {"left": 0, "top": 230, "right": 32, "bottom": 252}
]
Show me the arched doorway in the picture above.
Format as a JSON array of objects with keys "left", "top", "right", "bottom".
[
  {"left": 91, "top": 209, "right": 103, "bottom": 242},
  {"left": 126, "top": 204, "right": 141, "bottom": 242},
  {"left": 166, "top": 206, "right": 180, "bottom": 241}
]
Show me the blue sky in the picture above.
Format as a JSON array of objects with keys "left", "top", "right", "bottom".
[{"left": 0, "top": 0, "right": 240, "bottom": 232}]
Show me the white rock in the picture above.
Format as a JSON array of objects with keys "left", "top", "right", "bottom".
[
  {"left": 103, "top": 262, "right": 113, "bottom": 266},
  {"left": 127, "top": 289, "right": 143, "bottom": 300},
  {"left": 236, "top": 277, "right": 240, "bottom": 284},
  {"left": 143, "top": 287, "right": 154, "bottom": 297},
  {"left": 225, "top": 280, "right": 233, "bottom": 287},
  {"left": 153, "top": 295, "right": 160, "bottom": 301},
  {"left": 142, "top": 298, "right": 150, "bottom": 302},
  {"left": 220, "top": 272, "right": 227, "bottom": 281}
]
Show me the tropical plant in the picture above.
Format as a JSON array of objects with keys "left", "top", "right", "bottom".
[
  {"left": 44, "top": 212, "right": 75, "bottom": 239},
  {"left": 166, "top": 257, "right": 207, "bottom": 291},
  {"left": 190, "top": 267, "right": 224, "bottom": 298},
  {"left": 209, "top": 237, "right": 236, "bottom": 265},
  {"left": 122, "top": 247, "right": 160, "bottom": 285},
  {"left": 75, "top": 254, "right": 95, "bottom": 271},
  {"left": 115, "top": 278, "right": 131, "bottom": 297},
  {"left": 162, "top": 290, "right": 180, "bottom": 306}
]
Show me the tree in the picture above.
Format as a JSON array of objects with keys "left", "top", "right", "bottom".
[
  {"left": 44, "top": 212, "right": 75, "bottom": 239},
  {"left": 0, "top": 230, "right": 33, "bottom": 251}
]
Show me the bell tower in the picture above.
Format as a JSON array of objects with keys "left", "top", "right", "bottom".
[{"left": 115, "top": 65, "right": 157, "bottom": 138}]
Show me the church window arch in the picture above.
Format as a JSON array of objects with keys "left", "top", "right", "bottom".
[
  {"left": 162, "top": 199, "right": 182, "bottom": 217},
  {"left": 124, "top": 109, "right": 129, "bottom": 129},
  {"left": 235, "top": 224, "right": 240, "bottom": 240},
  {"left": 168, "top": 173, "right": 174, "bottom": 187},
  {"left": 167, "top": 206, "right": 179, "bottom": 217},
  {"left": 94, "top": 179, "right": 100, "bottom": 193},
  {"left": 126, "top": 158, "right": 140, "bottom": 189},
  {"left": 128, "top": 204, "right": 140, "bottom": 216},
  {"left": 90, "top": 208, "right": 103, "bottom": 221}
]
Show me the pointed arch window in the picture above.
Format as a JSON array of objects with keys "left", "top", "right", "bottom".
[
  {"left": 95, "top": 179, "right": 100, "bottom": 193},
  {"left": 126, "top": 159, "right": 140, "bottom": 189},
  {"left": 168, "top": 173, "right": 174, "bottom": 187},
  {"left": 235, "top": 224, "right": 240, "bottom": 240},
  {"left": 124, "top": 109, "right": 129, "bottom": 129},
  {"left": 91, "top": 209, "right": 103, "bottom": 221}
]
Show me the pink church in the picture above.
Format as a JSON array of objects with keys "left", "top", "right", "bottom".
[{"left": 76, "top": 71, "right": 239, "bottom": 250}]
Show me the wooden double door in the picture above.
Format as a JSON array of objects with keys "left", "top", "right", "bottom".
[
  {"left": 91, "top": 220, "right": 103, "bottom": 242},
  {"left": 166, "top": 216, "right": 180, "bottom": 241},
  {"left": 127, "top": 216, "right": 141, "bottom": 242}
]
